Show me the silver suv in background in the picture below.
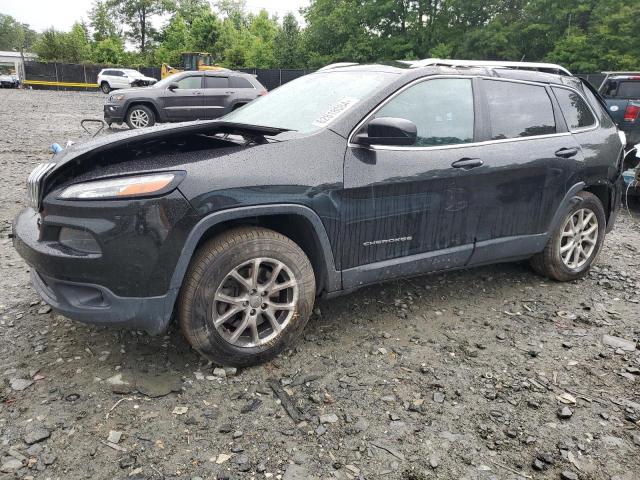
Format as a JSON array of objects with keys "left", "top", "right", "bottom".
[
  {"left": 97, "top": 68, "right": 158, "bottom": 93},
  {"left": 104, "top": 70, "right": 267, "bottom": 129}
]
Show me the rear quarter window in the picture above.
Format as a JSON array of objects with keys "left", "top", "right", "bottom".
[
  {"left": 230, "top": 76, "right": 254, "bottom": 88},
  {"left": 617, "top": 81, "right": 640, "bottom": 99},
  {"left": 552, "top": 87, "right": 596, "bottom": 131},
  {"left": 484, "top": 80, "right": 556, "bottom": 140}
]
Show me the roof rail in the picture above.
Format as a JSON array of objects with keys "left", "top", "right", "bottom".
[
  {"left": 403, "top": 58, "right": 572, "bottom": 76},
  {"left": 317, "top": 62, "right": 359, "bottom": 71}
]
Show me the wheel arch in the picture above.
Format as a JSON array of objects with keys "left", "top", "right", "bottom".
[
  {"left": 169, "top": 205, "right": 341, "bottom": 299},
  {"left": 126, "top": 101, "right": 160, "bottom": 121},
  {"left": 548, "top": 181, "right": 616, "bottom": 237}
]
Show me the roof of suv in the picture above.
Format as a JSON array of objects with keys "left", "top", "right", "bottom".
[{"left": 323, "top": 63, "right": 581, "bottom": 89}]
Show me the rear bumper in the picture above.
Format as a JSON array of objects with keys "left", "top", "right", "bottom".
[{"left": 30, "top": 270, "right": 174, "bottom": 334}]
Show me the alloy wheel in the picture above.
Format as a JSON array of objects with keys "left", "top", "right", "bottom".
[
  {"left": 211, "top": 257, "right": 298, "bottom": 348},
  {"left": 558, "top": 208, "right": 599, "bottom": 269},
  {"left": 129, "top": 109, "right": 149, "bottom": 128}
]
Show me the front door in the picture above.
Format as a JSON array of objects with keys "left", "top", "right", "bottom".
[
  {"left": 161, "top": 74, "right": 205, "bottom": 121},
  {"left": 341, "top": 77, "right": 482, "bottom": 288}
]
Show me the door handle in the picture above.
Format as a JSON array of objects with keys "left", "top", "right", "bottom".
[
  {"left": 555, "top": 147, "right": 578, "bottom": 158},
  {"left": 451, "top": 158, "right": 483, "bottom": 169}
]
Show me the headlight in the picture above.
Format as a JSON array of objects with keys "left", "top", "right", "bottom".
[
  {"left": 59, "top": 173, "right": 180, "bottom": 200},
  {"left": 111, "top": 94, "right": 126, "bottom": 102}
]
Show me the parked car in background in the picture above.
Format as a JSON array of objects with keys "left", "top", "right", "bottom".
[
  {"left": 0, "top": 73, "right": 19, "bottom": 88},
  {"left": 14, "top": 61, "right": 624, "bottom": 367},
  {"left": 97, "top": 68, "right": 158, "bottom": 94},
  {"left": 599, "top": 73, "right": 640, "bottom": 168},
  {"left": 103, "top": 70, "right": 267, "bottom": 129}
]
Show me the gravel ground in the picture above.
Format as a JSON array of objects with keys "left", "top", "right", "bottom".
[{"left": 0, "top": 88, "right": 639, "bottom": 480}]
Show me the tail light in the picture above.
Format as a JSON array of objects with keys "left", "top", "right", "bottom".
[
  {"left": 259, "top": 90, "right": 268, "bottom": 96},
  {"left": 623, "top": 104, "right": 640, "bottom": 122}
]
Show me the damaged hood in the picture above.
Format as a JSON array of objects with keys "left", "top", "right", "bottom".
[{"left": 50, "top": 120, "right": 289, "bottom": 169}]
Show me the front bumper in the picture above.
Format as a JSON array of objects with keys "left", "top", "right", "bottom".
[
  {"left": 104, "top": 103, "right": 125, "bottom": 124},
  {"left": 30, "top": 270, "right": 174, "bottom": 334},
  {"left": 13, "top": 193, "right": 194, "bottom": 333}
]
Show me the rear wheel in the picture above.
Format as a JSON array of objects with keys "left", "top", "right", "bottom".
[
  {"left": 179, "top": 227, "right": 316, "bottom": 367},
  {"left": 100, "top": 82, "right": 111, "bottom": 94},
  {"left": 126, "top": 105, "right": 155, "bottom": 129},
  {"left": 530, "top": 191, "right": 605, "bottom": 281}
]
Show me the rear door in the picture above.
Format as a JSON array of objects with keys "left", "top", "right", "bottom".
[
  {"left": 161, "top": 74, "right": 205, "bottom": 121},
  {"left": 113, "top": 70, "right": 129, "bottom": 89},
  {"left": 202, "top": 75, "right": 230, "bottom": 119},
  {"left": 466, "top": 78, "right": 585, "bottom": 265}
]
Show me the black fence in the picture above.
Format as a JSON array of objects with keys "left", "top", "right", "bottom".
[
  {"left": 22, "top": 61, "right": 608, "bottom": 92},
  {"left": 22, "top": 61, "right": 311, "bottom": 91}
]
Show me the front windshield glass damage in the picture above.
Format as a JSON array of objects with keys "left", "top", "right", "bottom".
[{"left": 222, "top": 71, "right": 396, "bottom": 133}]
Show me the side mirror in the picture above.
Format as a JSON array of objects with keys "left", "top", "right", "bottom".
[
  {"left": 353, "top": 117, "right": 417, "bottom": 146},
  {"left": 168, "top": 82, "right": 179, "bottom": 91}
]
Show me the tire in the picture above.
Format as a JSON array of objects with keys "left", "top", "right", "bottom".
[
  {"left": 126, "top": 105, "right": 155, "bottom": 129},
  {"left": 530, "top": 191, "right": 606, "bottom": 281},
  {"left": 179, "top": 227, "right": 316, "bottom": 367},
  {"left": 100, "top": 82, "right": 111, "bottom": 94}
]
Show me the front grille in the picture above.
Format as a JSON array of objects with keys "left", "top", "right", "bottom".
[{"left": 26, "top": 162, "right": 56, "bottom": 210}]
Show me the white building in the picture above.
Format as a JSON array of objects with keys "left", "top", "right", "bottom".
[{"left": 0, "top": 51, "right": 38, "bottom": 80}]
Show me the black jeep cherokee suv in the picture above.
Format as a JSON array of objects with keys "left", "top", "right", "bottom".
[{"left": 14, "top": 63, "right": 624, "bottom": 367}]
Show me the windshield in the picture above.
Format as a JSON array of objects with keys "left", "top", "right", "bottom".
[
  {"left": 124, "top": 69, "right": 143, "bottom": 77},
  {"left": 222, "top": 71, "right": 397, "bottom": 133}
]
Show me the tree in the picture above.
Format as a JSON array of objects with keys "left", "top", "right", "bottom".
[
  {"left": 155, "top": 13, "right": 193, "bottom": 64},
  {"left": 176, "top": 0, "right": 210, "bottom": 25},
  {"left": 191, "top": 12, "right": 222, "bottom": 55},
  {"left": 273, "top": 13, "right": 305, "bottom": 68},
  {"left": 245, "top": 10, "right": 277, "bottom": 68},
  {"left": 32, "top": 22, "right": 91, "bottom": 62},
  {"left": 108, "top": 0, "right": 174, "bottom": 53},
  {"left": 92, "top": 37, "right": 126, "bottom": 63},
  {"left": 89, "top": 0, "right": 120, "bottom": 41},
  {"left": 0, "top": 14, "right": 38, "bottom": 52}
]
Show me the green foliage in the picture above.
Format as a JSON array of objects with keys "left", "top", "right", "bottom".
[
  {"left": 0, "top": 13, "right": 38, "bottom": 52},
  {"left": 91, "top": 37, "right": 126, "bottom": 64},
  {"left": 89, "top": 0, "right": 120, "bottom": 42},
  {"left": 33, "top": 22, "right": 91, "bottom": 63},
  {"left": 12, "top": 0, "right": 640, "bottom": 71},
  {"left": 273, "top": 13, "right": 306, "bottom": 69},
  {"left": 107, "top": 0, "right": 174, "bottom": 53}
]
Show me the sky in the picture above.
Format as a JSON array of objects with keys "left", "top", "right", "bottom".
[{"left": 0, "top": 0, "right": 311, "bottom": 32}]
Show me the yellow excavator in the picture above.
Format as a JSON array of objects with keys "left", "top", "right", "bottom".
[{"left": 161, "top": 52, "right": 227, "bottom": 79}]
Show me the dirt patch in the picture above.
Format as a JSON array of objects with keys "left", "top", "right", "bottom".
[{"left": 0, "top": 89, "right": 639, "bottom": 479}]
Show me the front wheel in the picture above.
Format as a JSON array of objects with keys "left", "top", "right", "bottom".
[
  {"left": 530, "top": 191, "right": 606, "bottom": 281},
  {"left": 179, "top": 227, "right": 316, "bottom": 367},
  {"left": 126, "top": 105, "right": 155, "bottom": 129}
]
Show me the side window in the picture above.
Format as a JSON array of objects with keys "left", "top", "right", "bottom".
[
  {"left": 552, "top": 87, "right": 596, "bottom": 130},
  {"left": 177, "top": 75, "right": 202, "bottom": 89},
  {"left": 229, "top": 76, "right": 254, "bottom": 88},
  {"left": 601, "top": 80, "right": 618, "bottom": 98},
  {"left": 374, "top": 78, "right": 474, "bottom": 147},
  {"left": 204, "top": 76, "right": 229, "bottom": 89},
  {"left": 103, "top": 70, "right": 114, "bottom": 76},
  {"left": 484, "top": 80, "right": 556, "bottom": 139},
  {"left": 616, "top": 81, "right": 640, "bottom": 99},
  {"left": 113, "top": 71, "right": 124, "bottom": 77}
]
